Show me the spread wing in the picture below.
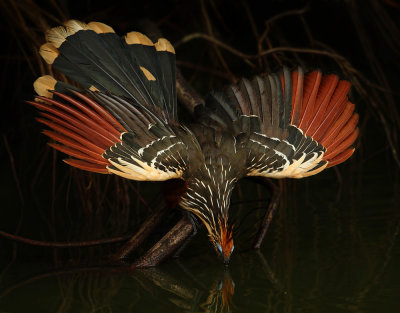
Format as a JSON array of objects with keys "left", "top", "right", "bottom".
[
  {"left": 197, "top": 67, "right": 359, "bottom": 179},
  {"left": 30, "top": 87, "right": 199, "bottom": 181},
  {"left": 31, "top": 20, "right": 201, "bottom": 181}
]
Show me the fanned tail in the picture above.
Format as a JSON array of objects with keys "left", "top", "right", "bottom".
[{"left": 39, "top": 20, "right": 177, "bottom": 122}]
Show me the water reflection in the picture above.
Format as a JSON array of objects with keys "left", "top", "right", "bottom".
[
  {"left": 133, "top": 265, "right": 238, "bottom": 313},
  {"left": 1, "top": 225, "right": 399, "bottom": 313},
  {"left": 0, "top": 252, "right": 286, "bottom": 313},
  {"left": 201, "top": 270, "right": 235, "bottom": 313}
]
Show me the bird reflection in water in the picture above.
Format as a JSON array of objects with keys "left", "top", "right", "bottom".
[
  {"left": 201, "top": 270, "right": 235, "bottom": 313},
  {"left": 133, "top": 265, "right": 236, "bottom": 313}
]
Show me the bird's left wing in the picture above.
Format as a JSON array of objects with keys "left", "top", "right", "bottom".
[
  {"left": 197, "top": 67, "right": 358, "bottom": 179},
  {"left": 31, "top": 20, "right": 201, "bottom": 180},
  {"left": 30, "top": 89, "right": 197, "bottom": 181}
]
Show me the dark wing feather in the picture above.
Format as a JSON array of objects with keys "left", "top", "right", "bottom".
[
  {"left": 197, "top": 66, "right": 358, "bottom": 179},
  {"left": 32, "top": 87, "right": 198, "bottom": 181},
  {"left": 40, "top": 20, "right": 177, "bottom": 122},
  {"left": 33, "top": 20, "right": 196, "bottom": 180}
]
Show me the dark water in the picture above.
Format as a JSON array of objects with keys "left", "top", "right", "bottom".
[{"left": 0, "top": 154, "right": 399, "bottom": 313}]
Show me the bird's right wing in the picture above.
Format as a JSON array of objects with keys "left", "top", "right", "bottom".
[{"left": 197, "top": 67, "right": 359, "bottom": 178}]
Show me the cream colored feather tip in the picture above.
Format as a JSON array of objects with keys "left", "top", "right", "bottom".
[
  {"left": 39, "top": 43, "right": 59, "bottom": 64},
  {"left": 87, "top": 22, "right": 115, "bottom": 34},
  {"left": 125, "top": 32, "right": 154, "bottom": 46},
  {"left": 33, "top": 75, "right": 57, "bottom": 98},
  {"left": 155, "top": 38, "right": 175, "bottom": 54},
  {"left": 45, "top": 19, "right": 88, "bottom": 48}
]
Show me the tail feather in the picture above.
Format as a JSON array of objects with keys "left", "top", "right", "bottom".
[
  {"left": 40, "top": 19, "right": 177, "bottom": 122},
  {"left": 154, "top": 39, "right": 177, "bottom": 119}
]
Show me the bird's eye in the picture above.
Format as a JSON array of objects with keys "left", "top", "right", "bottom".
[
  {"left": 216, "top": 243, "right": 222, "bottom": 254},
  {"left": 231, "top": 244, "right": 235, "bottom": 253}
]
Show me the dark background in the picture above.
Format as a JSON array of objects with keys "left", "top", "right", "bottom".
[{"left": 0, "top": 1, "right": 399, "bottom": 311}]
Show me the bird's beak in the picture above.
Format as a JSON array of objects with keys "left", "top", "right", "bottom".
[
  {"left": 223, "top": 252, "right": 231, "bottom": 265},
  {"left": 223, "top": 256, "right": 230, "bottom": 265}
]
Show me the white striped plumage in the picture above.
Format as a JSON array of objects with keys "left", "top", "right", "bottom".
[{"left": 32, "top": 20, "right": 358, "bottom": 264}]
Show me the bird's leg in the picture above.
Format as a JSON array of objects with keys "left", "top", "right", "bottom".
[
  {"left": 112, "top": 202, "right": 169, "bottom": 262},
  {"left": 172, "top": 213, "right": 198, "bottom": 258},
  {"left": 252, "top": 178, "right": 281, "bottom": 249},
  {"left": 133, "top": 215, "right": 194, "bottom": 268}
]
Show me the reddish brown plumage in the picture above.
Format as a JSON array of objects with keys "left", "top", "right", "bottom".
[
  {"left": 290, "top": 70, "right": 358, "bottom": 168},
  {"left": 219, "top": 221, "right": 234, "bottom": 262},
  {"left": 29, "top": 92, "right": 126, "bottom": 174},
  {"left": 290, "top": 69, "right": 304, "bottom": 125},
  {"left": 326, "top": 148, "right": 355, "bottom": 167},
  {"left": 65, "top": 91, "right": 126, "bottom": 136},
  {"left": 64, "top": 159, "right": 110, "bottom": 173},
  {"left": 298, "top": 70, "right": 322, "bottom": 130},
  {"left": 320, "top": 101, "right": 355, "bottom": 148},
  {"left": 305, "top": 74, "right": 339, "bottom": 135},
  {"left": 324, "top": 126, "right": 359, "bottom": 160}
]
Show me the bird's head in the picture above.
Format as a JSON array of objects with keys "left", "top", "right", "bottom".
[{"left": 212, "top": 220, "right": 234, "bottom": 264}]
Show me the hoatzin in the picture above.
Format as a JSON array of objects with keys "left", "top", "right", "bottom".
[{"left": 30, "top": 20, "right": 358, "bottom": 264}]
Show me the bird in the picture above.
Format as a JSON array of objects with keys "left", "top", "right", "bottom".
[{"left": 30, "top": 20, "right": 359, "bottom": 264}]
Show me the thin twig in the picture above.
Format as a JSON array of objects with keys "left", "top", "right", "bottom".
[
  {"left": 0, "top": 228, "right": 132, "bottom": 247},
  {"left": 176, "top": 32, "right": 353, "bottom": 64}
]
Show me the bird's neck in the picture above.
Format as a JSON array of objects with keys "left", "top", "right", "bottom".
[{"left": 179, "top": 164, "right": 238, "bottom": 228}]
